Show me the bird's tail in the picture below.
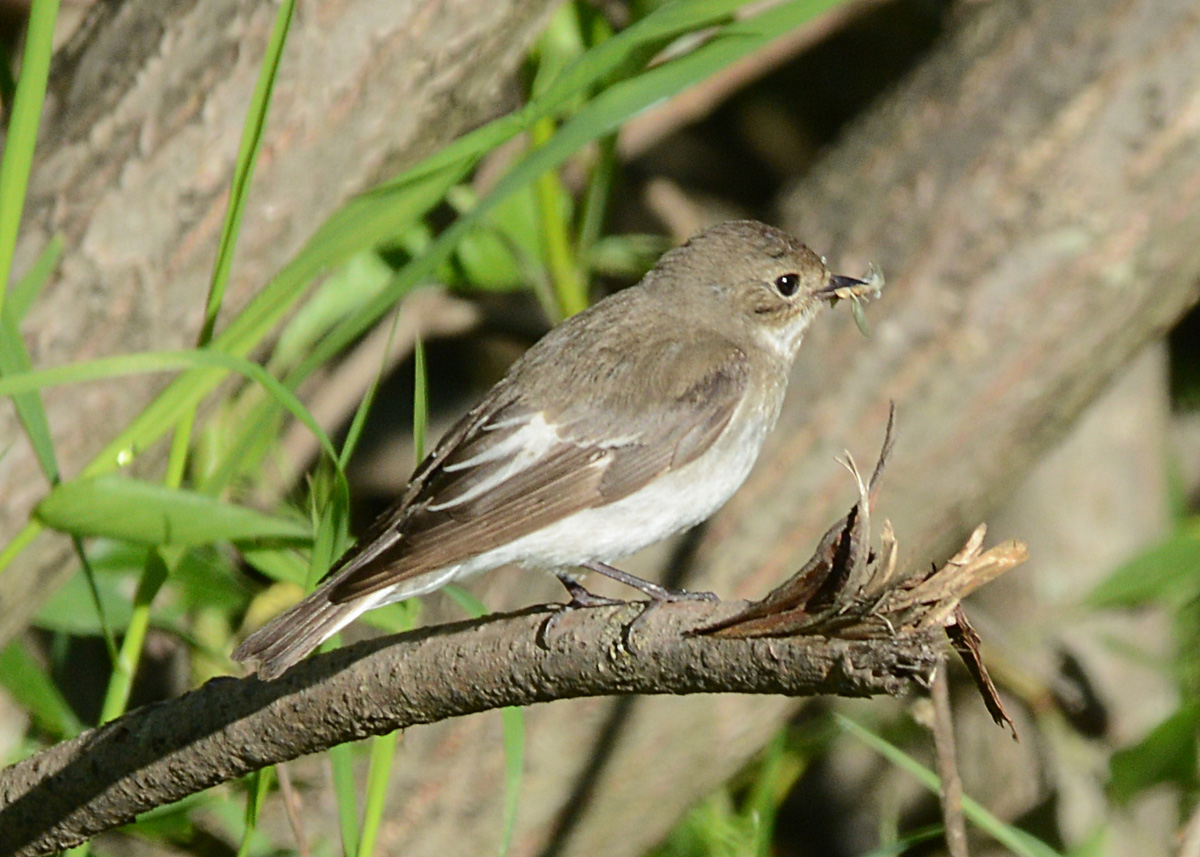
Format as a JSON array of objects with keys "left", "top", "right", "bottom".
[{"left": 233, "top": 587, "right": 376, "bottom": 681}]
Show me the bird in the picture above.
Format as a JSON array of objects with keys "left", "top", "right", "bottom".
[{"left": 233, "top": 220, "right": 869, "bottom": 679}]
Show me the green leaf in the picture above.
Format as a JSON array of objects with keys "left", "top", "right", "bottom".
[
  {"left": 360, "top": 731, "right": 399, "bottom": 857},
  {"left": 99, "top": 548, "right": 170, "bottom": 723},
  {"left": 173, "top": 547, "right": 254, "bottom": 612},
  {"left": 0, "top": 638, "right": 83, "bottom": 738},
  {"left": 1108, "top": 701, "right": 1200, "bottom": 802},
  {"left": 0, "top": 0, "right": 59, "bottom": 322},
  {"left": 443, "top": 586, "right": 526, "bottom": 857},
  {"left": 35, "top": 477, "right": 309, "bottom": 547},
  {"left": 1087, "top": 527, "right": 1200, "bottom": 609},
  {"left": 34, "top": 568, "right": 138, "bottom": 636},
  {"left": 0, "top": 233, "right": 66, "bottom": 486},
  {"left": 452, "top": 185, "right": 548, "bottom": 292}
]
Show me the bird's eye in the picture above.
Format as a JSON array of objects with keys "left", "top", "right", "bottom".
[{"left": 774, "top": 273, "right": 800, "bottom": 297}]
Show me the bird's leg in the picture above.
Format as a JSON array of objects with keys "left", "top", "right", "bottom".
[
  {"left": 553, "top": 571, "right": 625, "bottom": 608},
  {"left": 538, "top": 572, "right": 627, "bottom": 647},
  {"left": 581, "top": 561, "right": 719, "bottom": 649},
  {"left": 581, "top": 561, "right": 718, "bottom": 603}
]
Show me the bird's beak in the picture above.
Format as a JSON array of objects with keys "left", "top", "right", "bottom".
[{"left": 818, "top": 274, "right": 868, "bottom": 303}]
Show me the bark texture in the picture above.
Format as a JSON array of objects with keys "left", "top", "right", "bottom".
[{"left": 0, "top": 0, "right": 561, "bottom": 643}]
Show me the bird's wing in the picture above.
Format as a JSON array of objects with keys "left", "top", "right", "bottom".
[{"left": 324, "top": 342, "right": 750, "bottom": 602}]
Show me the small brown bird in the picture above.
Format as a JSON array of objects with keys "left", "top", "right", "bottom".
[{"left": 234, "top": 220, "right": 871, "bottom": 679}]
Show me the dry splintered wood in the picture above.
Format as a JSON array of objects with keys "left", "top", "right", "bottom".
[{"left": 0, "top": 411, "right": 1026, "bottom": 857}]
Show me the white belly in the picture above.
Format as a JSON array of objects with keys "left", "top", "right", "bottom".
[
  {"left": 451, "top": 400, "right": 773, "bottom": 578},
  {"left": 370, "top": 390, "right": 781, "bottom": 607}
]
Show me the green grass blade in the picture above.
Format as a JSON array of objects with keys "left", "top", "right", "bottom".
[
  {"left": 1086, "top": 525, "right": 1200, "bottom": 610},
  {"left": 98, "top": 548, "right": 169, "bottom": 722},
  {"left": 202, "top": 0, "right": 294, "bottom": 344},
  {"left": 0, "top": 0, "right": 59, "bottom": 322},
  {"left": 9, "top": 234, "right": 62, "bottom": 321},
  {"left": 330, "top": 741, "right": 361, "bottom": 857},
  {"left": 531, "top": 117, "right": 586, "bottom": 319},
  {"left": 237, "top": 767, "right": 275, "bottom": 857},
  {"left": 72, "top": 535, "right": 118, "bottom": 662},
  {"left": 837, "top": 715, "right": 1063, "bottom": 857},
  {"left": 412, "top": 336, "right": 427, "bottom": 461},
  {"left": 0, "top": 149, "right": 67, "bottom": 488},
  {"left": 359, "top": 731, "right": 399, "bottom": 857},
  {"left": 0, "top": 637, "right": 83, "bottom": 738},
  {"left": 0, "top": 348, "right": 340, "bottom": 466},
  {"left": 1, "top": 304, "right": 59, "bottom": 483},
  {"left": 855, "top": 825, "right": 944, "bottom": 857},
  {"left": 36, "top": 477, "right": 310, "bottom": 546},
  {"left": 498, "top": 707, "right": 525, "bottom": 857},
  {"left": 531, "top": 0, "right": 746, "bottom": 114}
]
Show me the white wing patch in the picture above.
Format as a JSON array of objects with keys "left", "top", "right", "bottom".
[{"left": 427, "top": 411, "right": 564, "bottom": 511}]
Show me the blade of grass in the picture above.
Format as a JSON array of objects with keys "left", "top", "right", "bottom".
[
  {"left": 411, "top": 336, "right": 427, "bottom": 462},
  {"left": 530, "top": 4, "right": 588, "bottom": 319},
  {"left": 201, "top": 0, "right": 294, "bottom": 345},
  {"left": 130, "top": 0, "right": 296, "bottom": 745},
  {"left": 0, "top": 637, "right": 83, "bottom": 738},
  {"left": 330, "top": 741, "right": 361, "bottom": 857},
  {"left": 531, "top": 117, "right": 587, "bottom": 319},
  {"left": 72, "top": 535, "right": 118, "bottom": 664},
  {"left": 0, "top": 348, "right": 339, "bottom": 466},
  {"left": 8, "top": 234, "right": 62, "bottom": 321},
  {"left": 98, "top": 548, "right": 169, "bottom": 722},
  {"left": 166, "top": 0, "right": 296, "bottom": 485},
  {"left": 358, "top": 731, "right": 398, "bottom": 857},
  {"left": 837, "top": 715, "right": 1063, "bottom": 857},
  {"left": 497, "top": 706, "right": 525, "bottom": 857},
  {"left": 1, "top": 305, "right": 59, "bottom": 483},
  {"left": 0, "top": 230, "right": 129, "bottom": 701},
  {"left": 236, "top": 767, "right": 275, "bottom": 857},
  {"left": 0, "top": 0, "right": 59, "bottom": 322},
  {"left": 0, "top": 207, "right": 66, "bottom": 488}
]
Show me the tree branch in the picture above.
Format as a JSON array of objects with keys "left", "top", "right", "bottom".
[{"left": 0, "top": 602, "right": 938, "bottom": 857}]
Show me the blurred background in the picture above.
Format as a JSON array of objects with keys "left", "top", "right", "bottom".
[{"left": 1, "top": 0, "right": 1198, "bottom": 855}]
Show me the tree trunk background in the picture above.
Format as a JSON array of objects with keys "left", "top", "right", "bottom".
[{"left": 4, "top": 0, "right": 1200, "bottom": 854}]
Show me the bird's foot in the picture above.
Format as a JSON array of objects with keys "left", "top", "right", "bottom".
[
  {"left": 555, "top": 573, "right": 628, "bottom": 609},
  {"left": 538, "top": 573, "right": 628, "bottom": 646},
  {"left": 581, "top": 561, "right": 719, "bottom": 651}
]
